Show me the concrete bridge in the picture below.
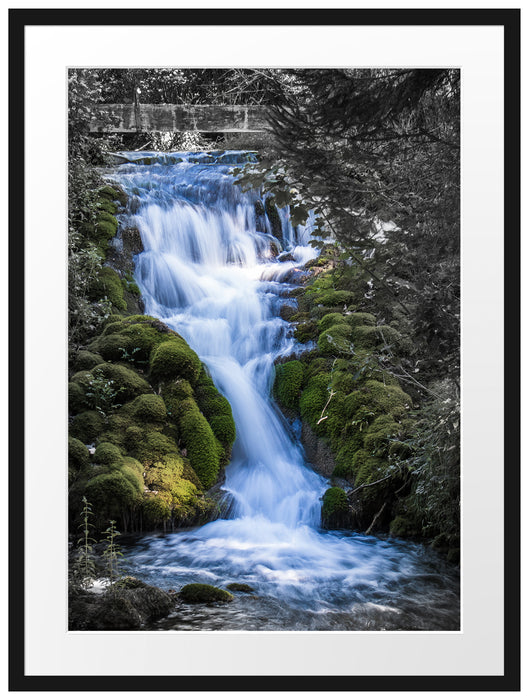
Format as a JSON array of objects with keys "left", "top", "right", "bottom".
[{"left": 90, "top": 103, "right": 270, "bottom": 135}]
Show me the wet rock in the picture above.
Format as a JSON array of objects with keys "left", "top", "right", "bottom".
[
  {"left": 68, "top": 579, "right": 174, "bottom": 630},
  {"left": 300, "top": 421, "right": 335, "bottom": 477},
  {"left": 279, "top": 304, "right": 297, "bottom": 321},
  {"left": 179, "top": 583, "right": 234, "bottom": 604},
  {"left": 226, "top": 582, "right": 255, "bottom": 593}
]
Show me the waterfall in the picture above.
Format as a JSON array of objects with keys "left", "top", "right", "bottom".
[{"left": 108, "top": 151, "right": 459, "bottom": 629}]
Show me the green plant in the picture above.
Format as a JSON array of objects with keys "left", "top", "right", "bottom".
[
  {"left": 101, "top": 520, "right": 124, "bottom": 584},
  {"left": 72, "top": 496, "right": 97, "bottom": 587},
  {"left": 85, "top": 376, "right": 122, "bottom": 416}
]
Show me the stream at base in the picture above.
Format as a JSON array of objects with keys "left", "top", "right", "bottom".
[{"left": 109, "top": 150, "right": 460, "bottom": 631}]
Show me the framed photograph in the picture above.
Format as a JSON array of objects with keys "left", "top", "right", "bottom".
[{"left": 9, "top": 7, "right": 520, "bottom": 692}]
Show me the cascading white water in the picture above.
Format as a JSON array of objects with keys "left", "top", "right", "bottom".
[{"left": 109, "top": 151, "right": 459, "bottom": 630}]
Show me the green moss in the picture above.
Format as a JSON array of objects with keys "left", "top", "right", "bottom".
[
  {"left": 98, "top": 184, "right": 127, "bottom": 206},
  {"left": 352, "top": 449, "right": 388, "bottom": 486},
  {"left": 293, "top": 320, "right": 319, "bottom": 343},
  {"left": 70, "top": 410, "right": 104, "bottom": 443},
  {"left": 130, "top": 394, "right": 167, "bottom": 423},
  {"left": 120, "top": 322, "right": 172, "bottom": 362},
  {"left": 94, "top": 441, "right": 123, "bottom": 466},
  {"left": 352, "top": 324, "right": 401, "bottom": 351},
  {"left": 226, "top": 583, "right": 254, "bottom": 593},
  {"left": 299, "top": 373, "right": 332, "bottom": 432},
  {"left": 318, "top": 313, "right": 347, "bottom": 332},
  {"left": 70, "top": 370, "right": 95, "bottom": 392},
  {"left": 317, "top": 324, "right": 353, "bottom": 355},
  {"left": 85, "top": 471, "right": 141, "bottom": 519},
  {"left": 101, "top": 415, "right": 133, "bottom": 448},
  {"left": 178, "top": 399, "right": 221, "bottom": 489},
  {"left": 179, "top": 583, "right": 233, "bottom": 604},
  {"left": 208, "top": 415, "right": 236, "bottom": 445},
  {"left": 321, "top": 487, "right": 349, "bottom": 521},
  {"left": 122, "top": 456, "right": 144, "bottom": 475},
  {"left": 150, "top": 340, "right": 202, "bottom": 385},
  {"left": 97, "top": 199, "right": 118, "bottom": 215},
  {"left": 161, "top": 379, "right": 194, "bottom": 419},
  {"left": 195, "top": 388, "right": 232, "bottom": 420},
  {"left": 345, "top": 312, "right": 377, "bottom": 328},
  {"left": 332, "top": 434, "right": 365, "bottom": 478},
  {"left": 303, "top": 357, "right": 329, "bottom": 380},
  {"left": 121, "top": 464, "right": 144, "bottom": 491},
  {"left": 273, "top": 360, "right": 304, "bottom": 410},
  {"left": 362, "top": 380, "right": 412, "bottom": 417},
  {"left": 89, "top": 333, "right": 132, "bottom": 361},
  {"left": 71, "top": 350, "right": 104, "bottom": 372},
  {"left": 132, "top": 430, "right": 179, "bottom": 467},
  {"left": 314, "top": 289, "right": 355, "bottom": 308},
  {"left": 91, "top": 363, "right": 151, "bottom": 403},
  {"left": 89, "top": 267, "right": 126, "bottom": 311},
  {"left": 95, "top": 216, "right": 118, "bottom": 242},
  {"left": 69, "top": 382, "right": 87, "bottom": 414},
  {"left": 142, "top": 495, "right": 172, "bottom": 526},
  {"left": 330, "top": 369, "right": 356, "bottom": 395},
  {"left": 363, "top": 415, "right": 403, "bottom": 456},
  {"left": 101, "top": 321, "right": 125, "bottom": 337},
  {"left": 144, "top": 454, "right": 185, "bottom": 492},
  {"left": 389, "top": 515, "right": 416, "bottom": 538},
  {"left": 181, "top": 460, "right": 203, "bottom": 489},
  {"left": 68, "top": 436, "right": 90, "bottom": 470}
]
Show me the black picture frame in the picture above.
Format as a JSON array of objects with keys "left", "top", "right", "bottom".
[{"left": 9, "top": 7, "right": 520, "bottom": 692}]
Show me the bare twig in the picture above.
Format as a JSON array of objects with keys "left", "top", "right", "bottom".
[{"left": 366, "top": 502, "right": 387, "bottom": 535}]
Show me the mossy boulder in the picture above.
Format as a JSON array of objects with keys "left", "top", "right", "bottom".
[
  {"left": 142, "top": 495, "right": 172, "bottom": 526},
  {"left": 363, "top": 415, "right": 404, "bottom": 456},
  {"left": 93, "top": 441, "right": 123, "bottom": 467},
  {"left": 225, "top": 582, "right": 254, "bottom": 593},
  {"left": 91, "top": 363, "right": 151, "bottom": 403},
  {"left": 89, "top": 333, "right": 130, "bottom": 362},
  {"left": 299, "top": 373, "right": 331, "bottom": 432},
  {"left": 273, "top": 360, "right": 304, "bottom": 410},
  {"left": 389, "top": 515, "right": 416, "bottom": 538},
  {"left": 313, "top": 289, "right": 355, "bottom": 308},
  {"left": 88, "top": 267, "right": 126, "bottom": 311},
  {"left": 351, "top": 449, "right": 388, "bottom": 487},
  {"left": 71, "top": 350, "right": 104, "bottom": 372},
  {"left": 100, "top": 318, "right": 174, "bottom": 363},
  {"left": 129, "top": 394, "right": 167, "bottom": 423},
  {"left": 293, "top": 320, "right": 319, "bottom": 343},
  {"left": 131, "top": 430, "right": 179, "bottom": 466},
  {"left": 318, "top": 313, "right": 348, "bottom": 332},
  {"left": 332, "top": 434, "right": 365, "bottom": 479},
  {"left": 68, "top": 436, "right": 90, "bottom": 470},
  {"left": 178, "top": 399, "right": 221, "bottom": 489},
  {"left": 179, "top": 583, "right": 233, "bottom": 604},
  {"left": 85, "top": 471, "right": 141, "bottom": 518},
  {"left": 98, "top": 184, "right": 127, "bottom": 207},
  {"left": 97, "top": 198, "right": 118, "bottom": 215},
  {"left": 150, "top": 340, "right": 201, "bottom": 385},
  {"left": 317, "top": 324, "right": 353, "bottom": 355},
  {"left": 70, "top": 410, "right": 104, "bottom": 443},
  {"left": 345, "top": 312, "right": 377, "bottom": 328},
  {"left": 208, "top": 414, "right": 236, "bottom": 444},
  {"left": 321, "top": 487, "right": 350, "bottom": 527},
  {"left": 69, "top": 381, "right": 87, "bottom": 414},
  {"left": 351, "top": 324, "right": 401, "bottom": 351}
]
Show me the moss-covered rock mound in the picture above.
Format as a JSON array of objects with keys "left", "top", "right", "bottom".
[
  {"left": 179, "top": 583, "right": 234, "bottom": 604},
  {"left": 69, "top": 314, "right": 236, "bottom": 533}
]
